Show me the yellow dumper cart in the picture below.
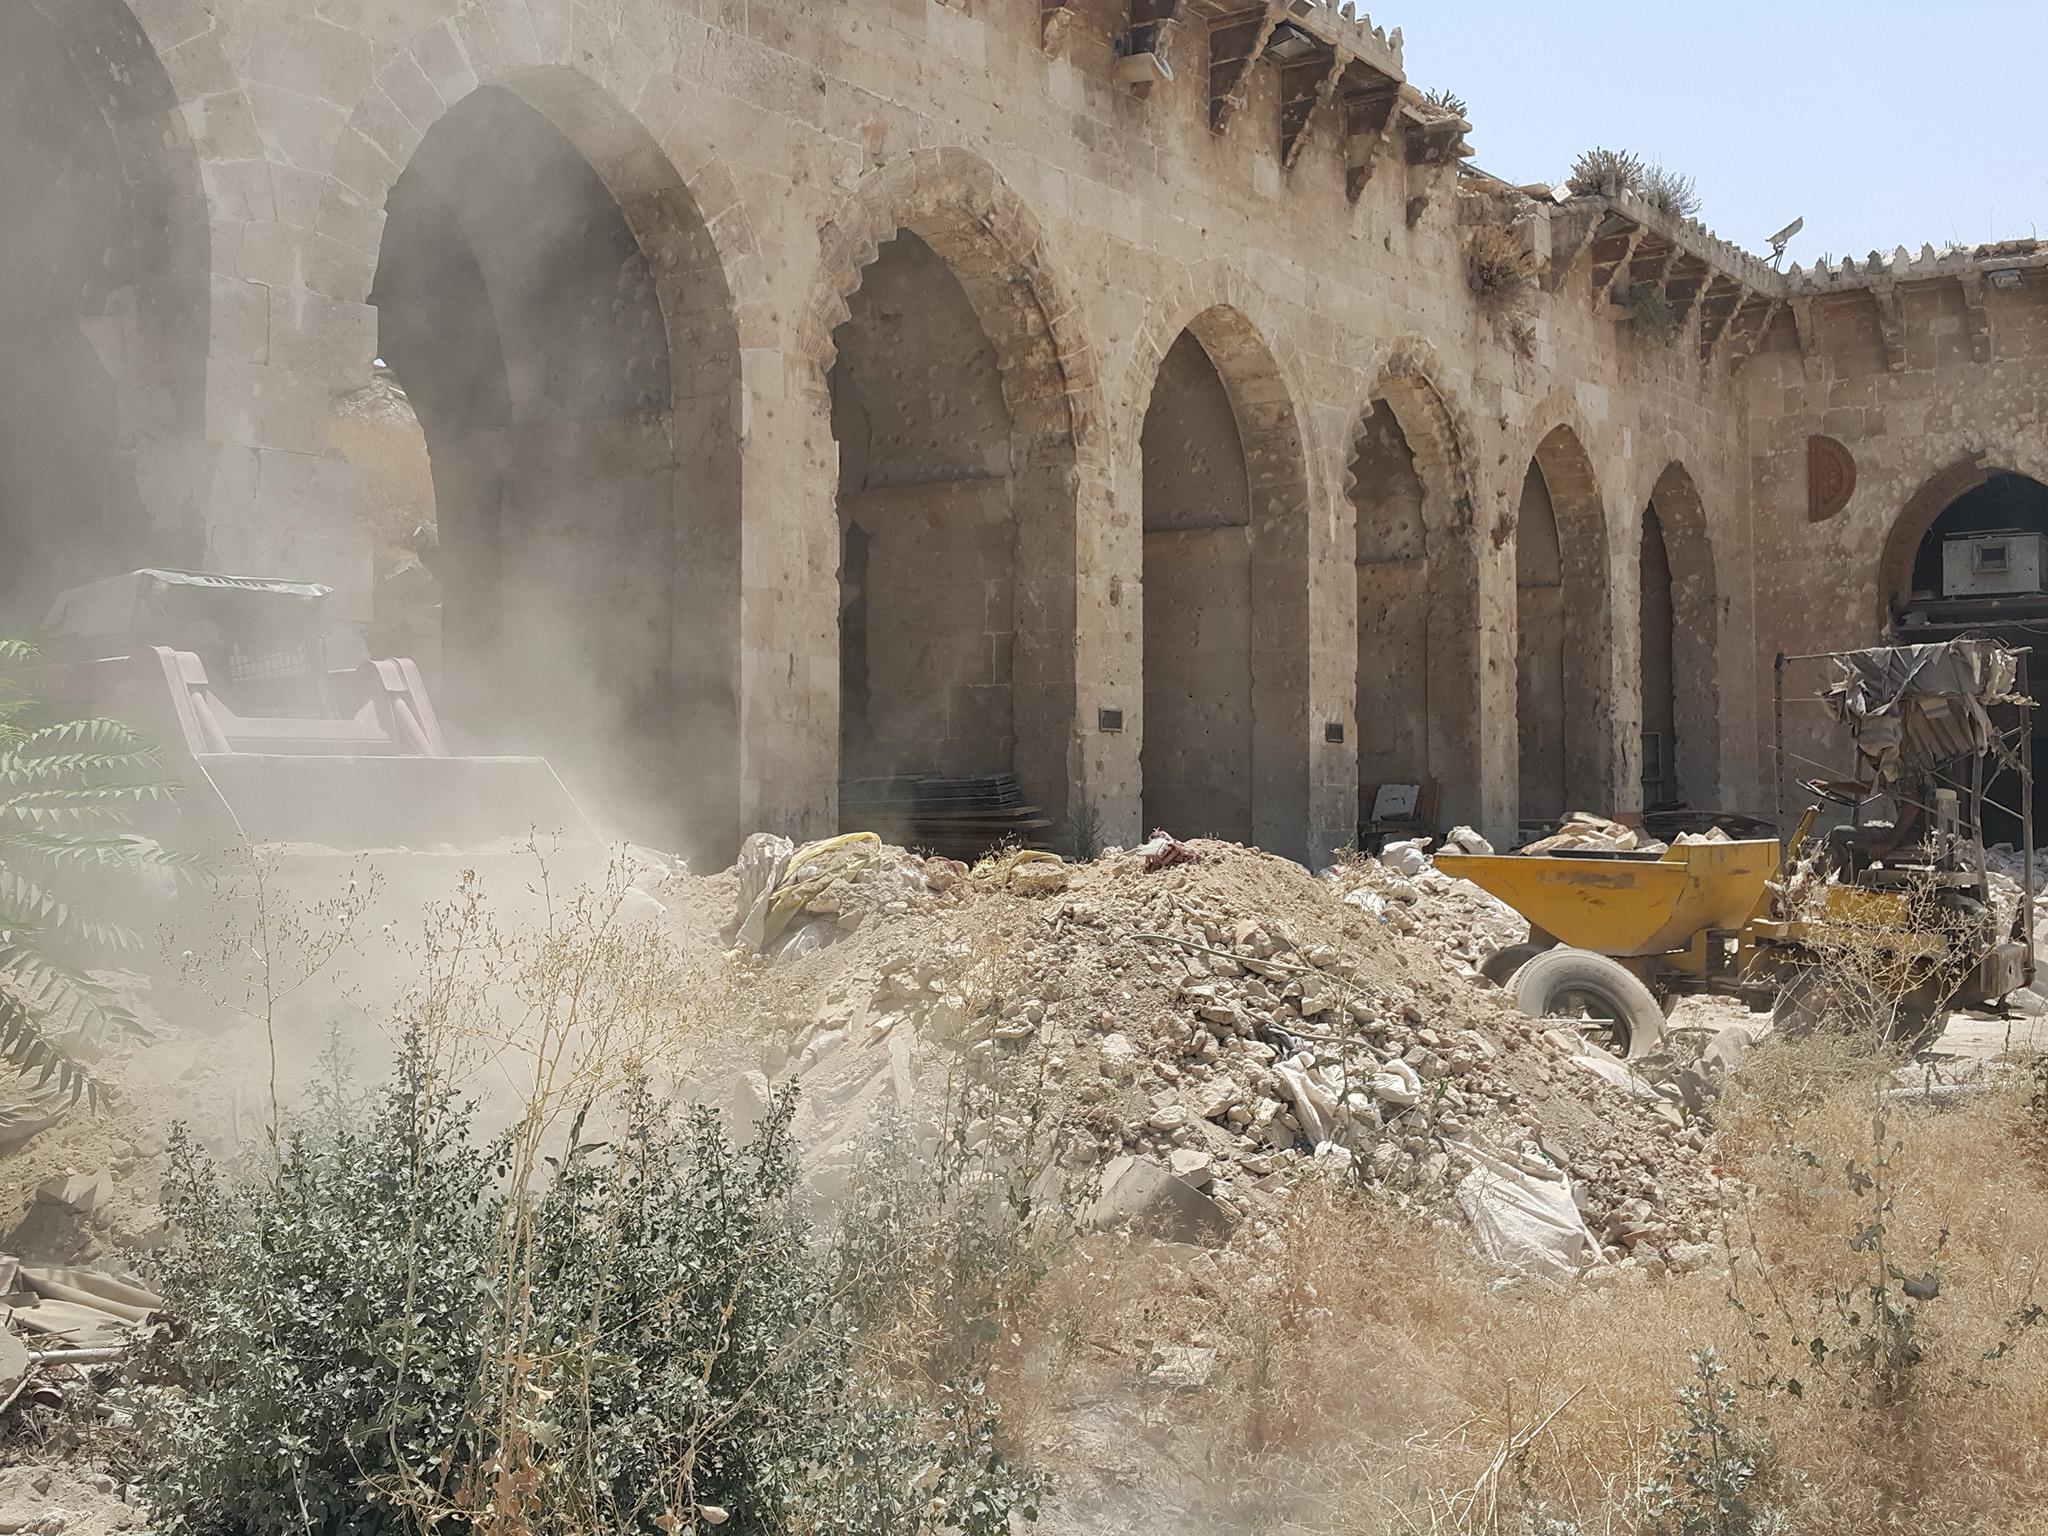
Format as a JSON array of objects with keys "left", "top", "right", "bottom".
[{"left": 1437, "top": 641, "right": 2037, "bottom": 1058}]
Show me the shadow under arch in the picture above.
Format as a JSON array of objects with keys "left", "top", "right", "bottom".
[
  {"left": 1638, "top": 461, "right": 1721, "bottom": 809},
  {"left": 0, "top": 0, "right": 209, "bottom": 626},
  {"left": 371, "top": 67, "right": 744, "bottom": 864},
  {"left": 1516, "top": 424, "right": 1613, "bottom": 826},
  {"left": 1348, "top": 358, "right": 1482, "bottom": 834},
  {"left": 1138, "top": 304, "right": 1314, "bottom": 860},
  {"left": 809, "top": 149, "right": 1093, "bottom": 841}
]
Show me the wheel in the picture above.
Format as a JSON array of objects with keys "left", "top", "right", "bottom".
[
  {"left": 1479, "top": 943, "right": 1547, "bottom": 988},
  {"left": 1511, "top": 948, "right": 1668, "bottom": 1060},
  {"left": 1772, "top": 966, "right": 1950, "bottom": 1053}
]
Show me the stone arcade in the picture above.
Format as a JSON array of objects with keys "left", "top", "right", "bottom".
[{"left": 6, "top": 0, "right": 2045, "bottom": 863}]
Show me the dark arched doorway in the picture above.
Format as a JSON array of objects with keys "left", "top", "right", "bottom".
[
  {"left": 1137, "top": 309, "right": 1313, "bottom": 856},
  {"left": 830, "top": 233, "right": 1019, "bottom": 796},
  {"left": 1639, "top": 504, "right": 1677, "bottom": 808},
  {"left": 1142, "top": 329, "right": 1254, "bottom": 844},
  {"left": 1516, "top": 427, "right": 1612, "bottom": 833},
  {"left": 0, "top": 0, "right": 207, "bottom": 631},
  {"left": 1349, "top": 378, "right": 1480, "bottom": 838},
  {"left": 1893, "top": 471, "right": 2048, "bottom": 842},
  {"left": 373, "top": 78, "right": 743, "bottom": 861}
]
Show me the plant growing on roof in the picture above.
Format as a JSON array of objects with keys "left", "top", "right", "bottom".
[
  {"left": 1567, "top": 146, "right": 1645, "bottom": 199},
  {"left": 1643, "top": 163, "right": 1703, "bottom": 222},
  {"left": 1627, "top": 283, "right": 1681, "bottom": 344},
  {"left": 1421, "top": 85, "right": 1468, "bottom": 120},
  {"left": 0, "top": 639, "right": 189, "bottom": 1107}
]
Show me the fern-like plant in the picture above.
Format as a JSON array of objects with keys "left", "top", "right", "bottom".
[{"left": 0, "top": 639, "right": 188, "bottom": 1106}]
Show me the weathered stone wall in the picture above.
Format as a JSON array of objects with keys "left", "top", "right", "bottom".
[
  {"left": 1744, "top": 266, "right": 2048, "bottom": 798},
  {"left": 4, "top": 0, "right": 1814, "bottom": 863}
]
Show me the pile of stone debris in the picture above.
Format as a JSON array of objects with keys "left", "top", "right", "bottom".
[
  {"left": 1325, "top": 826, "right": 1526, "bottom": 981},
  {"left": 731, "top": 834, "right": 1724, "bottom": 1283},
  {"left": 2, "top": 1238, "right": 163, "bottom": 1534}
]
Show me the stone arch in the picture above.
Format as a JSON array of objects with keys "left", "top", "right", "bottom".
[
  {"left": 1345, "top": 347, "right": 1483, "bottom": 833},
  {"left": 1876, "top": 451, "right": 2048, "bottom": 627},
  {"left": 1639, "top": 461, "right": 1720, "bottom": 808},
  {"left": 0, "top": 0, "right": 210, "bottom": 626},
  {"left": 318, "top": 8, "right": 771, "bottom": 343},
  {"left": 803, "top": 149, "right": 1097, "bottom": 842},
  {"left": 1137, "top": 304, "right": 1314, "bottom": 858},
  {"left": 368, "top": 65, "right": 745, "bottom": 863},
  {"left": 1515, "top": 423, "right": 1613, "bottom": 827}
]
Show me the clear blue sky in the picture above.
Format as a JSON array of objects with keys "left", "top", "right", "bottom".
[{"left": 1399, "top": 3, "right": 2048, "bottom": 269}]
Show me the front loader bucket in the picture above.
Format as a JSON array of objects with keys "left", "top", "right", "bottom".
[{"left": 193, "top": 752, "right": 602, "bottom": 856}]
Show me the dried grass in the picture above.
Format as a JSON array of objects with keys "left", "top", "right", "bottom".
[
  {"left": 1004, "top": 1036, "right": 2048, "bottom": 1535},
  {"left": 1466, "top": 225, "right": 1536, "bottom": 318}
]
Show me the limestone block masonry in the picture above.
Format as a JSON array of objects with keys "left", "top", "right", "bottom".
[{"left": 8, "top": 0, "right": 2044, "bottom": 867}]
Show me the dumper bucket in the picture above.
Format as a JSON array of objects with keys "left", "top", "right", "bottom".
[
  {"left": 1434, "top": 839, "right": 1781, "bottom": 957},
  {"left": 194, "top": 753, "right": 599, "bottom": 855}
]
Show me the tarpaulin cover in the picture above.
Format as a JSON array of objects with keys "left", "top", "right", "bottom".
[{"left": 1823, "top": 640, "right": 2019, "bottom": 780}]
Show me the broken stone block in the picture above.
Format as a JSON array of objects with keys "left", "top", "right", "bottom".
[
  {"left": 33, "top": 1171, "right": 112, "bottom": 1217},
  {"left": 1083, "top": 1154, "right": 1236, "bottom": 1246}
]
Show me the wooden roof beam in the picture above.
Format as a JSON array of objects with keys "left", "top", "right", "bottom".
[
  {"left": 1695, "top": 275, "right": 1745, "bottom": 361},
  {"left": 1341, "top": 69, "right": 1400, "bottom": 200},
  {"left": 1278, "top": 38, "right": 1344, "bottom": 169},
  {"left": 1207, "top": 6, "right": 1279, "bottom": 133}
]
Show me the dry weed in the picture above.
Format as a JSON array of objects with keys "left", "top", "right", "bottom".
[
  {"left": 1004, "top": 1033, "right": 2048, "bottom": 1535},
  {"left": 1466, "top": 225, "right": 1536, "bottom": 318}
]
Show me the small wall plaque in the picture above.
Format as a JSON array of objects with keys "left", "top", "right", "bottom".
[{"left": 1098, "top": 707, "right": 1124, "bottom": 733}]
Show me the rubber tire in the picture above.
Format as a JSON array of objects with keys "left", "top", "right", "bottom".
[
  {"left": 1479, "top": 943, "right": 1548, "bottom": 988},
  {"left": 1773, "top": 966, "right": 1950, "bottom": 1053},
  {"left": 1512, "top": 947, "right": 1668, "bottom": 1060}
]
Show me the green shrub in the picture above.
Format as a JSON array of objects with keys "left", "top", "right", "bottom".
[
  {"left": 0, "top": 639, "right": 191, "bottom": 1104},
  {"left": 142, "top": 1035, "right": 1044, "bottom": 1536}
]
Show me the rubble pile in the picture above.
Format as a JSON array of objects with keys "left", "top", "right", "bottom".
[
  {"left": 750, "top": 837, "right": 1721, "bottom": 1280},
  {"left": 1326, "top": 829, "right": 1526, "bottom": 980}
]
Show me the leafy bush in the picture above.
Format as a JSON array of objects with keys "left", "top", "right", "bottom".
[
  {"left": 142, "top": 1036, "right": 1045, "bottom": 1536},
  {"left": 0, "top": 639, "right": 187, "bottom": 1104},
  {"left": 1568, "top": 149, "right": 1704, "bottom": 222},
  {"left": 1643, "top": 1350, "right": 1788, "bottom": 1536},
  {"left": 1421, "top": 85, "right": 1468, "bottom": 120},
  {"left": 1627, "top": 283, "right": 1681, "bottom": 344}
]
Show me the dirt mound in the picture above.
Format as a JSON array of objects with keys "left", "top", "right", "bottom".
[
  {"left": 716, "top": 836, "right": 1721, "bottom": 1273},
  {"left": 0, "top": 836, "right": 1722, "bottom": 1289}
]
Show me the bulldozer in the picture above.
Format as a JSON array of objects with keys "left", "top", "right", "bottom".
[
  {"left": 1438, "top": 640, "right": 2036, "bottom": 1058},
  {"left": 27, "top": 569, "right": 603, "bottom": 874}
]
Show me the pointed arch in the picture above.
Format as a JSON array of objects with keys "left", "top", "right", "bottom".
[
  {"left": 1346, "top": 349, "right": 1482, "bottom": 832},
  {"left": 1516, "top": 424, "right": 1613, "bottom": 825},
  {"left": 1642, "top": 461, "right": 1720, "bottom": 807},
  {"left": 806, "top": 150, "right": 1096, "bottom": 844},
  {"left": 369, "top": 66, "right": 744, "bottom": 862},
  {"left": 1138, "top": 304, "right": 1314, "bottom": 858}
]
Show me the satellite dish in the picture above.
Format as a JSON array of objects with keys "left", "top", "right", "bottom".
[{"left": 1767, "top": 216, "right": 1805, "bottom": 268}]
